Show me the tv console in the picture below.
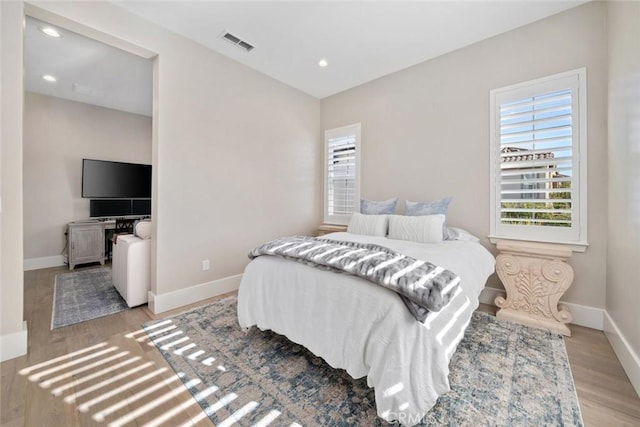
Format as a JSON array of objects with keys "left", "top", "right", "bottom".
[
  {"left": 66, "top": 217, "right": 149, "bottom": 269},
  {"left": 67, "top": 222, "right": 106, "bottom": 270}
]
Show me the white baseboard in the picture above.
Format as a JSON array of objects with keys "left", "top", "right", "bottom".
[
  {"left": 604, "top": 311, "right": 640, "bottom": 397},
  {"left": 563, "top": 301, "right": 603, "bottom": 330},
  {"left": 24, "top": 255, "right": 66, "bottom": 271},
  {"left": 148, "top": 274, "right": 242, "bottom": 314},
  {"left": 479, "top": 286, "right": 604, "bottom": 330},
  {"left": 0, "top": 321, "right": 28, "bottom": 362}
]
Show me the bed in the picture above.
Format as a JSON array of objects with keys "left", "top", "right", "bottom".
[{"left": 237, "top": 231, "right": 495, "bottom": 426}]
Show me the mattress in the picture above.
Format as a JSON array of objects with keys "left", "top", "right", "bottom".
[{"left": 237, "top": 232, "right": 495, "bottom": 426}]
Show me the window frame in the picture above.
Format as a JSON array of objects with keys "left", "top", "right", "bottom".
[
  {"left": 489, "top": 68, "right": 588, "bottom": 251},
  {"left": 323, "top": 123, "right": 361, "bottom": 225}
]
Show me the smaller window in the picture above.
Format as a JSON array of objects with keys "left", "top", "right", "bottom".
[
  {"left": 489, "top": 69, "right": 587, "bottom": 250},
  {"left": 324, "top": 123, "right": 361, "bottom": 225}
]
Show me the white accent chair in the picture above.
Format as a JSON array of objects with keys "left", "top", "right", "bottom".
[{"left": 112, "top": 234, "right": 151, "bottom": 307}]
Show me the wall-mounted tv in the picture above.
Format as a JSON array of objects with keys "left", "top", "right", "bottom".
[{"left": 82, "top": 159, "right": 151, "bottom": 198}]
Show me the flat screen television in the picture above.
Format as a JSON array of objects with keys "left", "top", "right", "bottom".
[{"left": 82, "top": 159, "right": 151, "bottom": 198}]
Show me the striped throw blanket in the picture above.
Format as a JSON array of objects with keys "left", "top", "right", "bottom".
[{"left": 248, "top": 236, "right": 460, "bottom": 322}]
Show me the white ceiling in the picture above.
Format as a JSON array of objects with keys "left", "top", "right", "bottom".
[
  {"left": 115, "top": 1, "right": 587, "bottom": 99},
  {"left": 24, "top": 16, "right": 153, "bottom": 116},
  {"left": 25, "top": 1, "right": 587, "bottom": 116}
]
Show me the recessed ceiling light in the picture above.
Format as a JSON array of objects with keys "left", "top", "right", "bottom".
[
  {"left": 42, "top": 75, "right": 57, "bottom": 82},
  {"left": 318, "top": 59, "right": 328, "bottom": 68},
  {"left": 39, "top": 26, "right": 62, "bottom": 38}
]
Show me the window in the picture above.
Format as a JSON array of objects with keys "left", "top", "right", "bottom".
[
  {"left": 324, "top": 123, "right": 361, "bottom": 225},
  {"left": 489, "top": 69, "right": 587, "bottom": 250}
]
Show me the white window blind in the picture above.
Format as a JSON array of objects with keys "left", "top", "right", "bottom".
[
  {"left": 324, "top": 124, "right": 361, "bottom": 225},
  {"left": 490, "top": 69, "right": 587, "bottom": 248}
]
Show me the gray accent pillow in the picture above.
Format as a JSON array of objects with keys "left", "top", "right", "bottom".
[
  {"left": 405, "top": 197, "right": 452, "bottom": 240},
  {"left": 405, "top": 197, "right": 452, "bottom": 216},
  {"left": 360, "top": 198, "right": 398, "bottom": 215}
]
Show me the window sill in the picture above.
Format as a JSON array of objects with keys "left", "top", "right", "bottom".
[{"left": 488, "top": 235, "right": 588, "bottom": 253}]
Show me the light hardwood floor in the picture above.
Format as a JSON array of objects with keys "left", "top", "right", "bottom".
[{"left": 1, "top": 265, "right": 639, "bottom": 426}]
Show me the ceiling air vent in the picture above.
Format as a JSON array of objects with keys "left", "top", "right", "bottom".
[{"left": 220, "top": 31, "right": 254, "bottom": 52}]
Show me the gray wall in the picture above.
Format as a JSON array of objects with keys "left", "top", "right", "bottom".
[
  {"left": 23, "top": 92, "right": 152, "bottom": 261},
  {"left": 320, "top": 2, "right": 608, "bottom": 308},
  {"left": 1, "top": 1, "right": 25, "bottom": 347},
  {"left": 606, "top": 0, "right": 640, "bottom": 389},
  {"left": 28, "top": 1, "right": 322, "bottom": 299}
]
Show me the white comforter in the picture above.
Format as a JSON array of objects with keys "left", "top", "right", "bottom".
[{"left": 237, "top": 232, "right": 495, "bottom": 426}]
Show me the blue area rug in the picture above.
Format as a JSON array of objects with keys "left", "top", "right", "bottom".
[
  {"left": 144, "top": 296, "right": 583, "bottom": 426},
  {"left": 51, "top": 267, "right": 129, "bottom": 329}
]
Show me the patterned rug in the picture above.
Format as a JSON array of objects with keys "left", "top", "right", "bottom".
[
  {"left": 51, "top": 267, "right": 129, "bottom": 329},
  {"left": 144, "top": 296, "right": 583, "bottom": 426}
]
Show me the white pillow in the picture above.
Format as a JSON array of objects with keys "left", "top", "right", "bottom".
[
  {"left": 347, "top": 213, "right": 388, "bottom": 237},
  {"left": 134, "top": 221, "right": 152, "bottom": 240},
  {"left": 445, "top": 227, "right": 480, "bottom": 242},
  {"left": 388, "top": 214, "right": 445, "bottom": 243}
]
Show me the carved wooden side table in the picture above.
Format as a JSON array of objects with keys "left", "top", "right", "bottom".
[{"left": 494, "top": 239, "right": 574, "bottom": 336}]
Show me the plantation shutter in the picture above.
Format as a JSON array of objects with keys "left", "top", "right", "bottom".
[
  {"left": 490, "top": 70, "right": 586, "bottom": 246},
  {"left": 324, "top": 124, "right": 361, "bottom": 225},
  {"left": 499, "top": 88, "right": 574, "bottom": 226}
]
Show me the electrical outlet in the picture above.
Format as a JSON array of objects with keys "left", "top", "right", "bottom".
[{"left": 202, "top": 259, "right": 210, "bottom": 271}]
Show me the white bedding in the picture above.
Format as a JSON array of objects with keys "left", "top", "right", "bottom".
[{"left": 237, "top": 232, "right": 495, "bottom": 426}]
